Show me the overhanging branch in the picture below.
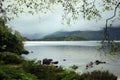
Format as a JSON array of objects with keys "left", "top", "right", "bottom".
[{"left": 104, "top": 2, "right": 120, "bottom": 41}]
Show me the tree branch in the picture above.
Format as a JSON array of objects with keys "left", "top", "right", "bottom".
[{"left": 104, "top": 2, "right": 120, "bottom": 42}]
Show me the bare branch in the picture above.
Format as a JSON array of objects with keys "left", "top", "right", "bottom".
[{"left": 104, "top": 2, "right": 120, "bottom": 41}]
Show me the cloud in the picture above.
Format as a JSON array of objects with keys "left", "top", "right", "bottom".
[{"left": 8, "top": 4, "right": 120, "bottom": 35}]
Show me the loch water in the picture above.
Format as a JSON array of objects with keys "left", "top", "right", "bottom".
[{"left": 23, "top": 41, "right": 120, "bottom": 76}]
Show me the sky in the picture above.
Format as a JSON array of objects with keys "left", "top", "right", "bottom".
[{"left": 8, "top": 4, "right": 120, "bottom": 36}]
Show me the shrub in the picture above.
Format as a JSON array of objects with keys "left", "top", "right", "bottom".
[
  {"left": 0, "top": 65, "right": 37, "bottom": 80},
  {"left": 22, "top": 60, "right": 118, "bottom": 80},
  {"left": 56, "top": 70, "right": 81, "bottom": 80},
  {"left": 22, "top": 60, "right": 70, "bottom": 80},
  {"left": 0, "top": 52, "right": 24, "bottom": 64},
  {"left": 80, "top": 70, "right": 117, "bottom": 80}
]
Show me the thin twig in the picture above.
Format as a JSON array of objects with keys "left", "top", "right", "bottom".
[{"left": 104, "top": 2, "right": 120, "bottom": 42}]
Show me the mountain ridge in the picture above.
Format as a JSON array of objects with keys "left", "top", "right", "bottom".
[{"left": 23, "top": 27, "right": 120, "bottom": 41}]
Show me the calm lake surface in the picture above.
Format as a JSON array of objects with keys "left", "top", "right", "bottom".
[{"left": 23, "top": 41, "right": 120, "bottom": 76}]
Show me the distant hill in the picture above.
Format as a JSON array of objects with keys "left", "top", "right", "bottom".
[
  {"left": 41, "top": 27, "right": 120, "bottom": 41},
  {"left": 107, "top": 27, "right": 120, "bottom": 40},
  {"left": 22, "top": 33, "right": 46, "bottom": 40},
  {"left": 25, "top": 27, "right": 120, "bottom": 41},
  {"left": 39, "top": 35, "right": 87, "bottom": 41},
  {"left": 42, "top": 30, "right": 103, "bottom": 40}
]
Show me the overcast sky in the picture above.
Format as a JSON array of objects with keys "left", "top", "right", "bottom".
[{"left": 8, "top": 4, "right": 120, "bottom": 35}]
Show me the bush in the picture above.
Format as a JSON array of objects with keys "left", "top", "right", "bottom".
[
  {"left": 0, "top": 57, "right": 117, "bottom": 80},
  {"left": 56, "top": 70, "right": 81, "bottom": 80},
  {"left": 0, "top": 52, "right": 24, "bottom": 64},
  {"left": 21, "top": 60, "right": 118, "bottom": 80},
  {"left": 80, "top": 70, "right": 117, "bottom": 80},
  {"left": 0, "top": 65, "right": 37, "bottom": 80},
  {"left": 22, "top": 60, "right": 73, "bottom": 80}
]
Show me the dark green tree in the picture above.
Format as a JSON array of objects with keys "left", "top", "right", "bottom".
[{"left": 0, "top": 18, "right": 24, "bottom": 55}]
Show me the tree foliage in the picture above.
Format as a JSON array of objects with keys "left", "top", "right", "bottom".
[
  {"left": 0, "top": 0, "right": 120, "bottom": 22},
  {"left": 0, "top": 18, "right": 24, "bottom": 55}
]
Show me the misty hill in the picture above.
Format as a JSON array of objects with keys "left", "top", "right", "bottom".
[
  {"left": 25, "top": 27, "right": 120, "bottom": 41},
  {"left": 22, "top": 33, "right": 46, "bottom": 40},
  {"left": 39, "top": 35, "right": 87, "bottom": 41},
  {"left": 41, "top": 27, "right": 120, "bottom": 41},
  {"left": 41, "top": 31, "right": 103, "bottom": 41}
]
